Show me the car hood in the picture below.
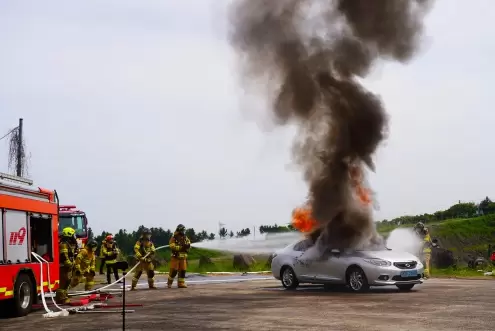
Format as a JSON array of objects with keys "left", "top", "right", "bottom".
[{"left": 359, "top": 249, "right": 419, "bottom": 262}]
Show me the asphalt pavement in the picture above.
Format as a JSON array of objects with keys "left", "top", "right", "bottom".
[{"left": 1, "top": 276, "right": 494, "bottom": 331}]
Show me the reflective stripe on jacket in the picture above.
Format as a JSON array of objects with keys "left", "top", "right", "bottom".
[
  {"left": 74, "top": 248, "right": 96, "bottom": 274},
  {"left": 99, "top": 240, "right": 107, "bottom": 258},
  {"left": 102, "top": 242, "right": 118, "bottom": 264},
  {"left": 59, "top": 239, "right": 76, "bottom": 268},
  {"left": 169, "top": 232, "right": 191, "bottom": 260},
  {"left": 134, "top": 238, "right": 156, "bottom": 260},
  {"left": 423, "top": 233, "right": 432, "bottom": 253}
]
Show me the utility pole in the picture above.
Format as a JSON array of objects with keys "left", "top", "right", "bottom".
[{"left": 16, "top": 118, "right": 23, "bottom": 177}]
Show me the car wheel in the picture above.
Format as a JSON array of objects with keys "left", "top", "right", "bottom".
[
  {"left": 396, "top": 284, "right": 415, "bottom": 291},
  {"left": 281, "top": 267, "right": 299, "bottom": 289},
  {"left": 346, "top": 267, "right": 370, "bottom": 293},
  {"left": 11, "top": 273, "right": 34, "bottom": 317}
]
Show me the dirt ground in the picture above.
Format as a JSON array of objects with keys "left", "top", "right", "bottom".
[{"left": 0, "top": 276, "right": 494, "bottom": 331}]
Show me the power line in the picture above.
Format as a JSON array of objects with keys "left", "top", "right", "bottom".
[{"left": 0, "top": 127, "right": 17, "bottom": 142}]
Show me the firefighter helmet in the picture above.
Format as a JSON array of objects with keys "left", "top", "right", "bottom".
[
  {"left": 414, "top": 222, "right": 426, "bottom": 236},
  {"left": 142, "top": 227, "right": 152, "bottom": 240},
  {"left": 86, "top": 240, "right": 98, "bottom": 251},
  {"left": 62, "top": 227, "right": 76, "bottom": 238},
  {"left": 176, "top": 224, "right": 186, "bottom": 233},
  {"left": 106, "top": 234, "right": 114, "bottom": 242}
]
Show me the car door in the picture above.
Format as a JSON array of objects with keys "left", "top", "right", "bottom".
[
  {"left": 312, "top": 249, "right": 348, "bottom": 283},
  {"left": 291, "top": 239, "right": 316, "bottom": 281}
]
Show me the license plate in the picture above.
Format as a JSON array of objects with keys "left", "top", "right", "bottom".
[{"left": 400, "top": 270, "right": 418, "bottom": 277}]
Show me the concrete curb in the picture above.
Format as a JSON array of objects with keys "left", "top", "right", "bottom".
[
  {"left": 432, "top": 276, "right": 495, "bottom": 281},
  {"left": 205, "top": 271, "right": 271, "bottom": 275},
  {"left": 154, "top": 271, "right": 272, "bottom": 277}
]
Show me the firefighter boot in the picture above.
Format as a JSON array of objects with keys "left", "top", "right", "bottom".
[
  {"left": 168, "top": 269, "right": 177, "bottom": 288},
  {"left": 130, "top": 279, "right": 138, "bottom": 291},
  {"left": 55, "top": 290, "right": 70, "bottom": 305},
  {"left": 178, "top": 270, "right": 187, "bottom": 288},
  {"left": 148, "top": 270, "right": 157, "bottom": 289}
]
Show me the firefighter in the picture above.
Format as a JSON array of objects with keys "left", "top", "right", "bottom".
[
  {"left": 56, "top": 227, "right": 78, "bottom": 304},
  {"left": 99, "top": 237, "right": 107, "bottom": 275},
  {"left": 101, "top": 234, "right": 121, "bottom": 284},
  {"left": 131, "top": 228, "right": 157, "bottom": 290},
  {"left": 167, "top": 224, "right": 191, "bottom": 288},
  {"left": 70, "top": 240, "right": 98, "bottom": 291},
  {"left": 414, "top": 222, "right": 432, "bottom": 278}
]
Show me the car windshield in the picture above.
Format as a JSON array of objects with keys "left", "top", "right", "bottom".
[{"left": 59, "top": 214, "right": 87, "bottom": 237}]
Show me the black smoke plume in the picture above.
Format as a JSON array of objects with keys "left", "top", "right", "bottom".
[{"left": 228, "top": 0, "right": 435, "bottom": 252}]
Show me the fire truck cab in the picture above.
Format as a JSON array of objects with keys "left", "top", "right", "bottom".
[
  {"left": 58, "top": 205, "right": 88, "bottom": 249},
  {"left": 0, "top": 172, "right": 60, "bottom": 317}
]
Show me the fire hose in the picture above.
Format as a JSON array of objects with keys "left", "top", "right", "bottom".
[{"left": 32, "top": 244, "right": 170, "bottom": 318}]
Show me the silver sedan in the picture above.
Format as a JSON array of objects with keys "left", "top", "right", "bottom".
[{"left": 271, "top": 238, "right": 424, "bottom": 292}]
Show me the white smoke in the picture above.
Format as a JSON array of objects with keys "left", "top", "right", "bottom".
[
  {"left": 192, "top": 232, "right": 303, "bottom": 254},
  {"left": 386, "top": 228, "right": 422, "bottom": 258},
  {"left": 192, "top": 227, "right": 422, "bottom": 258}
]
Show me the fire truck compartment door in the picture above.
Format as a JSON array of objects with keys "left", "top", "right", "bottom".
[{"left": 5, "top": 209, "right": 29, "bottom": 263}]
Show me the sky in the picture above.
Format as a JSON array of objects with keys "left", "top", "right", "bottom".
[{"left": 1, "top": 0, "right": 494, "bottom": 236}]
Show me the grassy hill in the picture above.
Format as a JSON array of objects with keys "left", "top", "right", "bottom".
[{"left": 378, "top": 214, "right": 495, "bottom": 260}]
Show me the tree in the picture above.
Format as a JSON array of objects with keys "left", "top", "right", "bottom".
[
  {"left": 259, "top": 224, "right": 293, "bottom": 234},
  {"left": 236, "top": 228, "right": 251, "bottom": 238},
  {"left": 208, "top": 233, "right": 215, "bottom": 240},
  {"left": 479, "top": 197, "right": 493, "bottom": 215},
  {"left": 197, "top": 230, "right": 209, "bottom": 242},
  {"left": 87, "top": 227, "right": 94, "bottom": 241},
  {"left": 219, "top": 227, "right": 228, "bottom": 238},
  {"left": 445, "top": 202, "right": 477, "bottom": 219},
  {"left": 229, "top": 230, "right": 234, "bottom": 238},
  {"left": 185, "top": 228, "right": 197, "bottom": 243}
]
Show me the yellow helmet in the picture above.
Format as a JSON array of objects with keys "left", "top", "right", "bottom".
[{"left": 62, "top": 227, "right": 76, "bottom": 238}]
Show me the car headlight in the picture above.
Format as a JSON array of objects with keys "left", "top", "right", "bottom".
[{"left": 363, "top": 258, "right": 391, "bottom": 267}]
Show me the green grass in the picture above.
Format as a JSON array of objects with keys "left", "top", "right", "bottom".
[{"left": 432, "top": 266, "right": 494, "bottom": 278}]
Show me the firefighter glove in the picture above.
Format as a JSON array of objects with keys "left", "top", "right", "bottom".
[
  {"left": 75, "top": 270, "right": 81, "bottom": 276},
  {"left": 184, "top": 243, "right": 190, "bottom": 249},
  {"left": 83, "top": 271, "right": 90, "bottom": 277},
  {"left": 90, "top": 270, "right": 96, "bottom": 277}
]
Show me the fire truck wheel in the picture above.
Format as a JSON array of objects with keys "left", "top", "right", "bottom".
[{"left": 12, "top": 273, "right": 34, "bottom": 317}]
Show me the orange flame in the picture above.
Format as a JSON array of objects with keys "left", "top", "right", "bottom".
[
  {"left": 291, "top": 165, "right": 373, "bottom": 233},
  {"left": 291, "top": 207, "right": 318, "bottom": 233},
  {"left": 349, "top": 164, "right": 372, "bottom": 206},
  {"left": 356, "top": 185, "right": 372, "bottom": 205}
]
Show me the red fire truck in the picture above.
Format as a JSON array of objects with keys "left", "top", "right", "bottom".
[
  {"left": 58, "top": 205, "right": 89, "bottom": 249},
  {"left": 0, "top": 172, "right": 60, "bottom": 317}
]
